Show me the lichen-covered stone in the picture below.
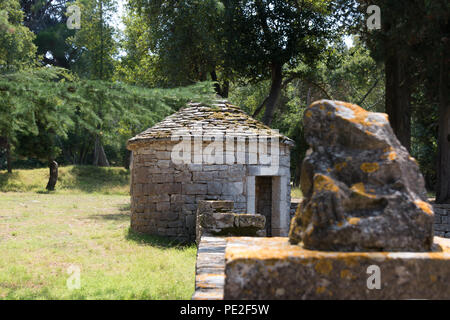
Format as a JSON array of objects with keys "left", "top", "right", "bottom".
[
  {"left": 196, "top": 200, "right": 266, "bottom": 244},
  {"left": 289, "top": 100, "right": 434, "bottom": 252},
  {"left": 224, "top": 237, "right": 450, "bottom": 300}
]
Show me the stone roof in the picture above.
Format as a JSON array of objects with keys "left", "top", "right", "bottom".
[{"left": 127, "top": 102, "right": 294, "bottom": 150}]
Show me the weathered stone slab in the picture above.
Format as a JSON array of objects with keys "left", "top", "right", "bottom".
[
  {"left": 192, "top": 237, "right": 226, "bottom": 300},
  {"left": 196, "top": 200, "right": 266, "bottom": 243},
  {"left": 224, "top": 237, "right": 450, "bottom": 300},
  {"left": 290, "top": 100, "right": 434, "bottom": 252}
]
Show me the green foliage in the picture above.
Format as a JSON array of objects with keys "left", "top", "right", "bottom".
[
  {"left": 0, "top": 0, "right": 37, "bottom": 73},
  {"left": 68, "top": 0, "right": 118, "bottom": 80},
  {"left": 126, "top": 0, "right": 224, "bottom": 87},
  {"left": 222, "top": 0, "right": 336, "bottom": 79},
  {"left": 230, "top": 40, "right": 385, "bottom": 184},
  {"left": 114, "top": 10, "right": 163, "bottom": 87},
  {"left": 35, "top": 22, "right": 75, "bottom": 68},
  {"left": 359, "top": 0, "right": 449, "bottom": 190},
  {"left": 0, "top": 68, "right": 75, "bottom": 162},
  {"left": 0, "top": 66, "right": 215, "bottom": 169},
  {"left": 60, "top": 79, "right": 215, "bottom": 165}
]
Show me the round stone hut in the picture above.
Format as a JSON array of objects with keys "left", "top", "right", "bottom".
[{"left": 127, "top": 101, "right": 294, "bottom": 242}]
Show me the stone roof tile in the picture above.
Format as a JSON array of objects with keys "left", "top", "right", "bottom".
[{"left": 127, "top": 102, "right": 294, "bottom": 150}]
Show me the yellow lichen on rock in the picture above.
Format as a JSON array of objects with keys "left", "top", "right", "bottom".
[
  {"left": 314, "top": 259, "right": 333, "bottom": 275},
  {"left": 350, "top": 183, "right": 376, "bottom": 199},
  {"left": 313, "top": 174, "right": 339, "bottom": 193},
  {"left": 414, "top": 200, "right": 433, "bottom": 216},
  {"left": 334, "top": 162, "right": 347, "bottom": 172},
  {"left": 388, "top": 152, "right": 397, "bottom": 161},
  {"left": 340, "top": 269, "right": 354, "bottom": 279},
  {"left": 347, "top": 217, "right": 361, "bottom": 225},
  {"left": 381, "top": 149, "right": 397, "bottom": 161},
  {"left": 316, "top": 286, "right": 326, "bottom": 294},
  {"left": 360, "top": 162, "right": 379, "bottom": 173},
  {"left": 334, "top": 101, "right": 370, "bottom": 125},
  {"left": 351, "top": 182, "right": 366, "bottom": 193}
]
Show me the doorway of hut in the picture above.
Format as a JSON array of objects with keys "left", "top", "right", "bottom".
[{"left": 255, "top": 176, "right": 273, "bottom": 236}]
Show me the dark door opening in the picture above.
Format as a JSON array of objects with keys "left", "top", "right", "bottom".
[{"left": 255, "top": 176, "right": 272, "bottom": 236}]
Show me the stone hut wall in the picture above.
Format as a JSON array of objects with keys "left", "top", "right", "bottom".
[
  {"left": 434, "top": 203, "right": 450, "bottom": 238},
  {"left": 130, "top": 139, "right": 292, "bottom": 242}
]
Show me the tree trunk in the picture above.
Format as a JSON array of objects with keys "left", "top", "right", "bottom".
[
  {"left": 123, "top": 149, "right": 131, "bottom": 170},
  {"left": 436, "top": 40, "right": 450, "bottom": 204},
  {"left": 385, "top": 50, "right": 412, "bottom": 151},
  {"left": 210, "top": 71, "right": 229, "bottom": 98},
  {"left": 46, "top": 160, "right": 58, "bottom": 191},
  {"left": 221, "top": 80, "right": 229, "bottom": 98},
  {"left": 210, "top": 70, "right": 222, "bottom": 97},
  {"left": 93, "top": 135, "right": 110, "bottom": 167},
  {"left": 262, "top": 62, "right": 283, "bottom": 126},
  {"left": 6, "top": 137, "right": 12, "bottom": 173}
]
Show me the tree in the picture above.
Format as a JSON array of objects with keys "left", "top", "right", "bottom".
[
  {"left": 17, "top": 0, "right": 80, "bottom": 68},
  {"left": 127, "top": 0, "right": 228, "bottom": 93},
  {"left": 68, "top": 0, "right": 119, "bottom": 166},
  {"left": 222, "top": 0, "right": 341, "bottom": 125},
  {"left": 358, "top": 0, "right": 449, "bottom": 201},
  {"left": 0, "top": 0, "right": 36, "bottom": 73},
  {"left": 230, "top": 39, "right": 385, "bottom": 186},
  {"left": 0, "top": 68, "right": 75, "bottom": 189},
  {"left": 0, "top": 0, "right": 37, "bottom": 173},
  {"left": 114, "top": 8, "right": 165, "bottom": 88}
]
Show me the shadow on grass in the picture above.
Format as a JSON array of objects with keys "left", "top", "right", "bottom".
[
  {"left": 119, "top": 203, "right": 131, "bottom": 211},
  {"left": 125, "top": 228, "right": 193, "bottom": 249},
  {"left": 87, "top": 213, "right": 130, "bottom": 221},
  {"left": 62, "top": 165, "right": 130, "bottom": 193},
  {"left": 0, "top": 171, "right": 20, "bottom": 191},
  {"left": 36, "top": 190, "right": 55, "bottom": 194}
]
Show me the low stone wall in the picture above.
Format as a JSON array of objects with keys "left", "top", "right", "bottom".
[
  {"left": 196, "top": 200, "right": 266, "bottom": 244},
  {"left": 289, "top": 200, "right": 450, "bottom": 239},
  {"left": 224, "top": 237, "right": 450, "bottom": 299},
  {"left": 434, "top": 203, "right": 450, "bottom": 238},
  {"left": 192, "top": 237, "right": 226, "bottom": 300}
]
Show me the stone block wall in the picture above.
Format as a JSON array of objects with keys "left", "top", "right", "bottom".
[
  {"left": 196, "top": 200, "right": 266, "bottom": 244},
  {"left": 130, "top": 140, "right": 292, "bottom": 242},
  {"left": 434, "top": 203, "right": 450, "bottom": 238}
]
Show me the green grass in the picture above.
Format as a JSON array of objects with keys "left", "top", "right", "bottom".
[
  {"left": 0, "top": 166, "right": 197, "bottom": 300},
  {"left": 0, "top": 165, "right": 130, "bottom": 195},
  {"left": 291, "top": 186, "right": 303, "bottom": 199},
  {"left": 0, "top": 165, "right": 303, "bottom": 299}
]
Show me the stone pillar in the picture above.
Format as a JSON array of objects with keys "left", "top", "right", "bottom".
[{"left": 246, "top": 176, "right": 255, "bottom": 214}]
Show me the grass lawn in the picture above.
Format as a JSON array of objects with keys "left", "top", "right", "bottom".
[
  {"left": 0, "top": 165, "right": 304, "bottom": 300},
  {"left": 0, "top": 165, "right": 131, "bottom": 195},
  {"left": 0, "top": 166, "right": 197, "bottom": 300}
]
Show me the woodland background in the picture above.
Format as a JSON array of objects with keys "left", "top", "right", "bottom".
[{"left": 0, "top": 0, "right": 448, "bottom": 203}]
